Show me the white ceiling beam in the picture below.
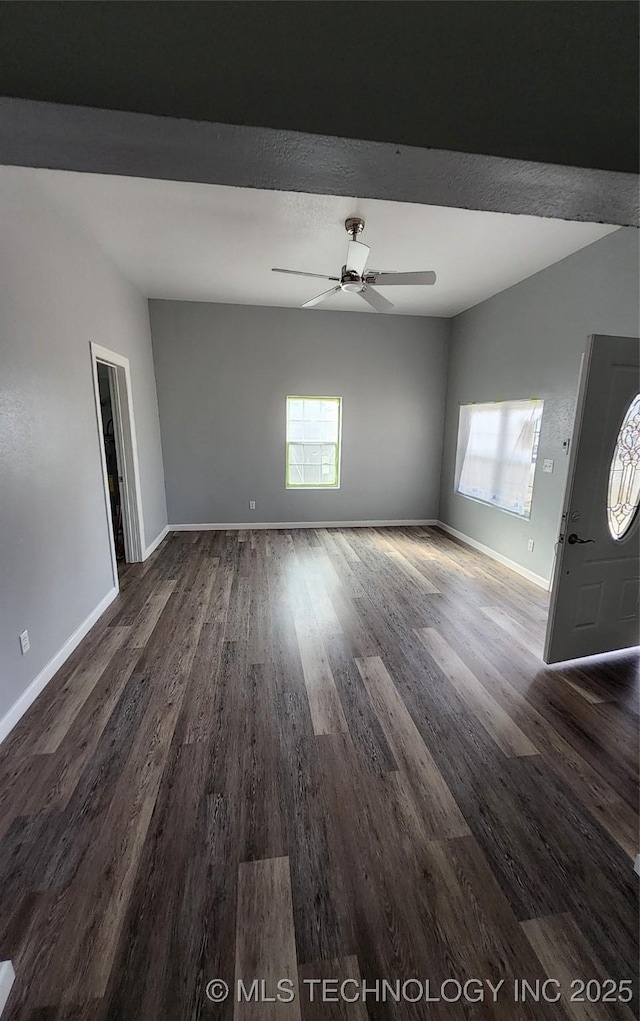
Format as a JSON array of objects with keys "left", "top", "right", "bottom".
[{"left": 0, "top": 97, "right": 637, "bottom": 228}]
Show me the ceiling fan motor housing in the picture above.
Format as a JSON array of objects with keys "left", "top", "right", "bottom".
[{"left": 340, "top": 266, "right": 364, "bottom": 292}]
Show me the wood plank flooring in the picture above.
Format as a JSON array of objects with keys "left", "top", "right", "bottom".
[{"left": 0, "top": 526, "right": 637, "bottom": 1020}]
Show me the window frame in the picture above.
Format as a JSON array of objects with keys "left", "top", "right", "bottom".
[
  {"left": 454, "top": 398, "right": 544, "bottom": 520},
  {"left": 285, "top": 395, "right": 342, "bottom": 490}
]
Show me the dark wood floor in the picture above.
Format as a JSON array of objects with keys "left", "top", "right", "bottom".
[{"left": 0, "top": 527, "right": 637, "bottom": 1020}]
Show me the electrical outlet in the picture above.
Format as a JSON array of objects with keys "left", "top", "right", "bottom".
[
  {"left": 249, "top": 500, "right": 256, "bottom": 510},
  {"left": 527, "top": 539, "right": 535, "bottom": 552},
  {"left": 19, "top": 629, "right": 30, "bottom": 655},
  {"left": 542, "top": 458, "right": 554, "bottom": 473}
]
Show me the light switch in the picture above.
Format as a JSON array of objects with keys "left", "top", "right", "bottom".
[{"left": 542, "top": 459, "right": 554, "bottom": 473}]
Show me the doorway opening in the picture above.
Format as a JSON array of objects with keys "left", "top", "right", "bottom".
[
  {"left": 90, "top": 343, "right": 145, "bottom": 587},
  {"left": 97, "top": 363, "right": 126, "bottom": 563}
]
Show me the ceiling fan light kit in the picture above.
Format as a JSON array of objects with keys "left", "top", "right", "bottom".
[{"left": 272, "top": 217, "right": 437, "bottom": 313}]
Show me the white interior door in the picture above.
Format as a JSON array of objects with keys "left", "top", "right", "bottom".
[{"left": 544, "top": 334, "right": 640, "bottom": 664}]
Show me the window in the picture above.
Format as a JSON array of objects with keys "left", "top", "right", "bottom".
[
  {"left": 286, "top": 397, "right": 341, "bottom": 488},
  {"left": 607, "top": 392, "right": 640, "bottom": 540},
  {"left": 455, "top": 399, "right": 543, "bottom": 518}
]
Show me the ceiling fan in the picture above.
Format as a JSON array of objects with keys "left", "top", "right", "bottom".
[{"left": 272, "top": 217, "right": 436, "bottom": 312}]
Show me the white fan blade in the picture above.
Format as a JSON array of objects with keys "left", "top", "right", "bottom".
[
  {"left": 302, "top": 285, "right": 342, "bottom": 309},
  {"left": 359, "top": 286, "right": 394, "bottom": 313},
  {"left": 273, "top": 268, "right": 339, "bottom": 281},
  {"left": 346, "top": 240, "right": 370, "bottom": 276},
  {"left": 368, "top": 271, "right": 436, "bottom": 286}
]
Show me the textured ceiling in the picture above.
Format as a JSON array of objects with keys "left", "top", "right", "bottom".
[{"left": 26, "top": 166, "right": 618, "bottom": 318}]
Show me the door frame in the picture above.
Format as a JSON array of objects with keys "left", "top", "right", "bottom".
[
  {"left": 545, "top": 344, "right": 591, "bottom": 662},
  {"left": 90, "top": 342, "right": 145, "bottom": 584}
]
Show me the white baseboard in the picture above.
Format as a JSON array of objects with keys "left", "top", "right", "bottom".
[
  {"left": 0, "top": 961, "right": 15, "bottom": 1017},
  {"left": 143, "top": 524, "right": 169, "bottom": 560},
  {"left": 436, "top": 521, "right": 550, "bottom": 590},
  {"left": 0, "top": 586, "right": 119, "bottom": 745},
  {"left": 170, "top": 519, "right": 438, "bottom": 531}
]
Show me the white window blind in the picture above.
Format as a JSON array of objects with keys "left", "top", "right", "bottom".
[
  {"left": 455, "top": 399, "right": 543, "bottom": 518},
  {"left": 286, "top": 397, "right": 342, "bottom": 488}
]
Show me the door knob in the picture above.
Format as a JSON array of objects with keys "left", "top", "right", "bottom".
[{"left": 567, "top": 533, "right": 595, "bottom": 545}]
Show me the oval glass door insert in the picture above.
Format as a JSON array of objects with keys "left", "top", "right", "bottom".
[{"left": 607, "top": 392, "right": 640, "bottom": 540}]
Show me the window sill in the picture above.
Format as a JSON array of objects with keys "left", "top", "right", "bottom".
[{"left": 455, "top": 491, "right": 531, "bottom": 521}]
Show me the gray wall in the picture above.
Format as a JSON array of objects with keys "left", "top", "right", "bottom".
[
  {"left": 0, "top": 167, "right": 167, "bottom": 725},
  {"left": 439, "top": 227, "right": 640, "bottom": 583},
  {"left": 150, "top": 301, "right": 449, "bottom": 526}
]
